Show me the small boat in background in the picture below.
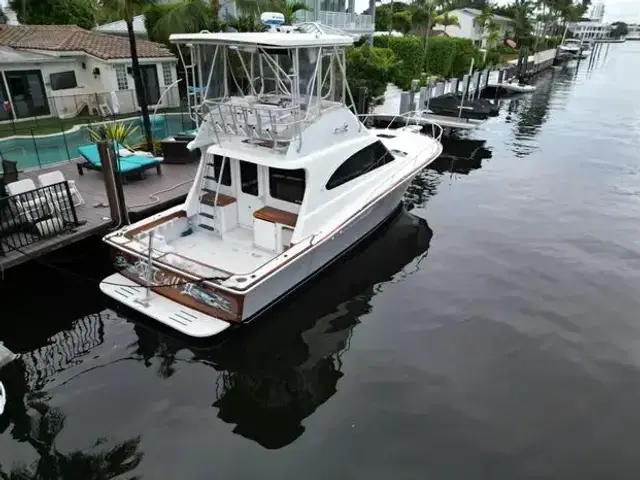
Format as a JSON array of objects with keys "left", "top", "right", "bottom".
[
  {"left": 559, "top": 38, "right": 582, "bottom": 57},
  {"left": 486, "top": 77, "right": 536, "bottom": 95},
  {"left": 427, "top": 93, "right": 500, "bottom": 120}
]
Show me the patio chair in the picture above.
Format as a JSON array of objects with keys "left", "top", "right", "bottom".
[
  {"left": 76, "top": 143, "right": 162, "bottom": 177},
  {"left": 37, "top": 170, "right": 85, "bottom": 210},
  {"left": 5, "top": 179, "right": 54, "bottom": 222}
]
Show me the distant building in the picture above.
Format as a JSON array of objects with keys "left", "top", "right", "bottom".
[
  {"left": 628, "top": 24, "right": 640, "bottom": 40},
  {"left": 587, "top": 2, "right": 605, "bottom": 22},
  {"left": 568, "top": 21, "right": 612, "bottom": 41},
  {"left": 434, "top": 8, "right": 514, "bottom": 47}
]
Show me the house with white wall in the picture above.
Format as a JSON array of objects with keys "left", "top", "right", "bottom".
[
  {"left": 0, "top": 24, "right": 178, "bottom": 123},
  {"left": 435, "top": 8, "right": 514, "bottom": 47}
]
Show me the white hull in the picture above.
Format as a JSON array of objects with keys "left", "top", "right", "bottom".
[
  {"left": 101, "top": 177, "right": 412, "bottom": 336},
  {"left": 241, "top": 176, "right": 411, "bottom": 320},
  {"left": 487, "top": 82, "right": 536, "bottom": 93}
]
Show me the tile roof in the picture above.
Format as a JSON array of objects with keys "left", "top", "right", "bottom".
[{"left": 0, "top": 24, "right": 175, "bottom": 60}]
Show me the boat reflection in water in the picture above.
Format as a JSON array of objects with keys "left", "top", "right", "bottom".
[
  {"left": 429, "top": 137, "right": 493, "bottom": 176},
  {"left": 132, "top": 208, "right": 433, "bottom": 449}
]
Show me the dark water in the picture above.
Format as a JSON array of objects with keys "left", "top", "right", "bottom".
[{"left": 2, "top": 44, "right": 640, "bottom": 479}]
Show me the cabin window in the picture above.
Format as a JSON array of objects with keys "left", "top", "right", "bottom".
[
  {"left": 326, "top": 141, "right": 394, "bottom": 190},
  {"left": 269, "top": 168, "right": 305, "bottom": 204},
  {"left": 211, "top": 155, "right": 231, "bottom": 186},
  {"left": 240, "top": 161, "right": 259, "bottom": 196}
]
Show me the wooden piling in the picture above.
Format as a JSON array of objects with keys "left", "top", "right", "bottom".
[{"left": 97, "top": 137, "right": 129, "bottom": 226}]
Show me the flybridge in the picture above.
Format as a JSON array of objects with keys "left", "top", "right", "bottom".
[{"left": 169, "top": 23, "right": 357, "bottom": 154}]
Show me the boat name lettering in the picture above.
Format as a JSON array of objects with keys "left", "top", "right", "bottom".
[{"left": 115, "top": 254, "right": 234, "bottom": 313}]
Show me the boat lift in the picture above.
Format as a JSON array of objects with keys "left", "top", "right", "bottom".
[{"left": 372, "top": 62, "right": 496, "bottom": 134}]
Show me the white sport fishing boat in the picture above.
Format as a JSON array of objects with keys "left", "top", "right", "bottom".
[{"left": 99, "top": 22, "right": 443, "bottom": 337}]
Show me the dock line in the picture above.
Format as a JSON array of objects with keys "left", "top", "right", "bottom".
[{"left": 126, "top": 179, "right": 193, "bottom": 210}]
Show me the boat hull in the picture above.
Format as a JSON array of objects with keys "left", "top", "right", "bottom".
[
  {"left": 101, "top": 174, "right": 416, "bottom": 337},
  {"left": 241, "top": 176, "right": 411, "bottom": 320}
]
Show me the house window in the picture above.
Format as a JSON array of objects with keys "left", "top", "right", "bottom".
[
  {"left": 326, "top": 141, "right": 394, "bottom": 190},
  {"left": 210, "top": 155, "right": 232, "bottom": 186},
  {"left": 50, "top": 71, "right": 77, "bottom": 90},
  {"left": 162, "top": 63, "right": 173, "bottom": 85},
  {"left": 269, "top": 168, "right": 305, "bottom": 204},
  {"left": 115, "top": 64, "right": 128, "bottom": 90}
]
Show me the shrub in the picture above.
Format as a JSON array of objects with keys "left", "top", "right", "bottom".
[
  {"left": 89, "top": 121, "right": 139, "bottom": 148},
  {"left": 484, "top": 50, "right": 502, "bottom": 67},
  {"left": 374, "top": 35, "right": 482, "bottom": 87},
  {"left": 347, "top": 45, "right": 398, "bottom": 113},
  {"left": 373, "top": 35, "right": 423, "bottom": 90}
]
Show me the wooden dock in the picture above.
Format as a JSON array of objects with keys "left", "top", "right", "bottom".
[{"left": 0, "top": 159, "right": 198, "bottom": 271}]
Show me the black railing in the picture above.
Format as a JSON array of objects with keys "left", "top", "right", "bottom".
[{"left": 0, "top": 181, "right": 82, "bottom": 256}]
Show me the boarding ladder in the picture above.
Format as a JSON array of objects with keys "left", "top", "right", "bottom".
[{"left": 196, "top": 153, "right": 228, "bottom": 233}]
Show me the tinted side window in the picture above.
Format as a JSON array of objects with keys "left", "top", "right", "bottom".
[
  {"left": 240, "top": 161, "right": 259, "bottom": 196},
  {"left": 326, "top": 141, "right": 394, "bottom": 190},
  {"left": 210, "top": 155, "right": 231, "bottom": 186},
  {"left": 269, "top": 168, "right": 305, "bottom": 204}
]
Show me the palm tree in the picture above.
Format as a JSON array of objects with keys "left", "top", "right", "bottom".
[
  {"left": 473, "top": 5, "right": 496, "bottom": 47},
  {"left": 484, "top": 20, "right": 501, "bottom": 48},
  {"left": 409, "top": 0, "right": 435, "bottom": 38},
  {"left": 101, "top": 0, "right": 155, "bottom": 154},
  {"left": 149, "top": 0, "right": 211, "bottom": 44},
  {"left": 274, "top": 0, "right": 312, "bottom": 24},
  {"left": 435, "top": 10, "right": 460, "bottom": 34}
]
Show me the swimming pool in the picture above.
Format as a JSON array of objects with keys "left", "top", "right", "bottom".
[{"left": 0, "top": 114, "right": 196, "bottom": 170}]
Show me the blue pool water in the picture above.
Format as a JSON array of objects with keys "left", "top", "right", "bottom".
[{"left": 0, "top": 114, "right": 195, "bottom": 169}]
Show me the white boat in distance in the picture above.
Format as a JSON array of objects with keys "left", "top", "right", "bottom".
[
  {"left": 559, "top": 38, "right": 582, "bottom": 56},
  {"left": 100, "top": 24, "right": 443, "bottom": 337}
]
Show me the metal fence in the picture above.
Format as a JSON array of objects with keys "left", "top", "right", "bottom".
[
  {"left": 0, "top": 181, "right": 82, "bottom": 256},
  {"left": 0, "top": 89, "right": 196, "bottom": 171}
]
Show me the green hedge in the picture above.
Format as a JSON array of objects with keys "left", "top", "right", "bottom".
[
  {"left": 346, "top": 46, "right": 398, "bottom": 113},
  {"left": 373, "top": 36, "right": 482, "bottom": 89}
]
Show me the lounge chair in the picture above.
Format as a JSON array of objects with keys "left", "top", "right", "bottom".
[
  {"left": 5, "top": 179, "right": 54, "bottom": 222},
  {"left": 76, "top": 143, "right": 162, "bottom": 177},
  {"left": 37, "top": 170, "right": 85, "bottom": 209}
]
